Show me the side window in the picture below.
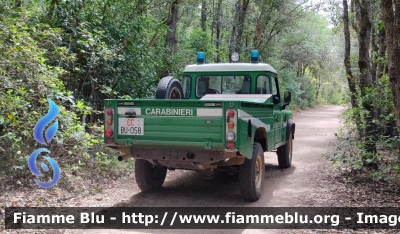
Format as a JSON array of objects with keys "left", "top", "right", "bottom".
[
  {"left": 271, "top": 77, "right": 278, "bottom": 95},
  {"left": 182, "top": 76, "right": 191, "bottom": 99},
  {"left": 256, "top": 75, "right": 270, "bottom": 94}
]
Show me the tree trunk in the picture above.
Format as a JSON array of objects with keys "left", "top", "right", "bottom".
[
  {"left": 201, "top": 0, "right": 207, "bottom": 32},
  {"left": 356, "top": 0, "right": 373, "bottom": 90},
  {"left": 376, "top": 27, "right": 386, "bottom": 80},
  {"left": 15, "top": 0, "right": 22, "bottom": 7},
  {"left": 355, "top": 0, "right": 376, "bottom": 153},
  {"left": 374, "top": 27, "right": 386, "bottom": 125},
  {"left": 229, "top": 0, "right": 240, "bottom": 60},
  {"left": 316, "top": 75, "right": 321, "bottom": 100},
  {"left": 236, "top": 0, "right": 250, "bottom": 53},
  {"left": 216, "top": 0, "right": 223, "bottom": 63},
  {"left": 47, "top": 0, "right": 57, "bottom": 20},
  {"left": 229, "top": 0, "right": 250, "bottom": 59},
  {"left": 382, "top": 0, "right": 400, "bottom": 130},
  {"left": 211, "top": 0, "right": 215, "bottom": 43},
  {"left": 350, "top": 0, "right": 361, "bottom": 35},
  {"left": 343, "top": 0, "right": 357, "bottom": 108},
  {"left": 135, "top": 0, "right": 147, "bottom": 15},
  {"left": 371, "top": 14, "right": 378, "bottom": 84},
  {"left": 166, "top": 0, "right": 179, "bottom": 55}
]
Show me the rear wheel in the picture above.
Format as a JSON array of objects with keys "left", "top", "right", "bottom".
[
  {"left": 239, "top": 143, "right": 265, "bottom": 202},
  {"left": 135, "top": 159, "right": 167, "bottom": 192},
  {"left": 155, "top": 76, "right": 183, "bottom": 99}
]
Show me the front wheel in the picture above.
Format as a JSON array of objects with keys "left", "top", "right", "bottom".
[
  {"left": 239, "top": 143, "right": 265, "bottom": 202},
  {"left": 135, "top": 159, "right": 167, "bottom": 192},
  {"left": 277, "top": 130, "right": 293, "bottom": 168}
]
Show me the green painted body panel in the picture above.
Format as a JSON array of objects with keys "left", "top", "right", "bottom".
[
  {"left": 104, "top": 63, "right": 294, "bottom": 160},
  {"left": 116, "top": 116, "right": 224, "bottom": 149}
]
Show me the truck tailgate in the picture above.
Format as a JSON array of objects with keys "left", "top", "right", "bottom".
[{"left": 108, "top": 100, "right": 225, "bottom": 149}]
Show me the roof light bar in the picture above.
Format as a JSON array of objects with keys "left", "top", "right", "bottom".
[
  {"left": 197, "top": 52, "right": 205, "bottom": 64},
  {"left": 250, "top": 50, "right": 259, "bottom": 63}
]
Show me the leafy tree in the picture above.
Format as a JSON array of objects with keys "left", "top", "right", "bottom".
[
  {"left": 382, "top": 0, "right": 400, "bottom": 130},
  {"left": 0, "top": 4, "right": 103, "bottom": 178}
]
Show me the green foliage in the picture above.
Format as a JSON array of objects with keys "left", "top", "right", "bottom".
[
  {"left": 0, "top": 6, "right": 118, "bottom": 180},
  {"left": 330, "top": 72, "right": 399, "bottom": 181},
  {"left": 184, "top": 29, "right": 215, "bottom": 58},
  {"left": 262, "top": 11, "right": 345, "bottom": 109}
]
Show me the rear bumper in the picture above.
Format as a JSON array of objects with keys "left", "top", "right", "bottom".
[
  {"left": 106, "top": 144, "right": 241, "bottom": 170},
  {"left": 110, "top": 139, "right": 224, "bottom": 149}
]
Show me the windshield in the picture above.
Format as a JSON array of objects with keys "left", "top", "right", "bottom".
[{"left": 196, "top": 76, "right": 250, "bottom": 98}]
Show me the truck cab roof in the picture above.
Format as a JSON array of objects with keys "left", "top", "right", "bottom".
[{"left": 184, "top": 63, "right": 277, "bottom": 74}]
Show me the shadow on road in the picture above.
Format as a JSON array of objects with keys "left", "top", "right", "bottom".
[
  {"left": 96, "top": 161, "right": 296, "bottom": 234},
  {"left": 111, "top": 160, "right": 296, "bottom": 208}
]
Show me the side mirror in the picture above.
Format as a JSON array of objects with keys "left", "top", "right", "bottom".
[{"left": 283, "top": 91, "right": 291, "bottom": 108}]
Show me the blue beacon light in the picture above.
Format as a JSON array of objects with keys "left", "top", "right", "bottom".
[
  {"left": 250, "top": 50, "right": 259, "bottom": 63},
  {"left": 197, "top": 52, "right": 205, "bottom": 64}
]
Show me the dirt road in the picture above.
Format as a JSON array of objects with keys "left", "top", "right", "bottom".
[{"left": 79, "top": 105, "right": 344, "bottom": 233}]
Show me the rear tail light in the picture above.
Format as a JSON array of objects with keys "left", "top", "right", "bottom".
[
  {"left": 105, "top": 129, "right": 113, "bottom": 137},
  {"left": 226, "top": 109, "right": 237, "bottom": 144},
  {"left": 106, "top": 138, "right": 113, "bottom": 143},
  {"left": 105, "top": 107, "right": 114, "bottom": 142}
]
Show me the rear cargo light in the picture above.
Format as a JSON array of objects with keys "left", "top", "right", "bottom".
[
  {"left": 227, "top": 131, "right": 236, "bottom": 141},
  {"left": 106, "top": 109, "right": 113, "bottom": 115},
  {"left": 105, "top": 129, "right": 113, "bottom": 137},
  {"left": 226, "top": 109, "right": 237, "bottom": 143}
]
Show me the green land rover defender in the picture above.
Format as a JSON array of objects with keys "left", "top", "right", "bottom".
[{"left": 104, "top": 50, "right": 295, "bottom": 202}]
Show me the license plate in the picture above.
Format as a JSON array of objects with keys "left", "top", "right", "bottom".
[{"left": 118, "top": 118, "right": 144, "bottom": 135}]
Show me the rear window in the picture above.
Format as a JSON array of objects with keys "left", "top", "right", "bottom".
[{"left": 196, "top": 76, "right": 250, "bottom": 98}]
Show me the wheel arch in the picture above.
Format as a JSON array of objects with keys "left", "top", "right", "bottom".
[
  {"left": 253, "top": 127, "right": 268, "bottom": 152},
  {"left": 286, "top": 119, "right": 295, "bottom": 142}
]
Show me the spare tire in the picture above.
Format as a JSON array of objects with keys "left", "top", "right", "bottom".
[{"left": 155, "top": 76, "right": 184, "bottom": 99}]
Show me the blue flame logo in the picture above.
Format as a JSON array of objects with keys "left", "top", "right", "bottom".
[
  {"left": 28, "top": 98, "right": 61, "bottom": 188},
  {"left": 33, "top": 99, "right": 59, "bottom": 145}
]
